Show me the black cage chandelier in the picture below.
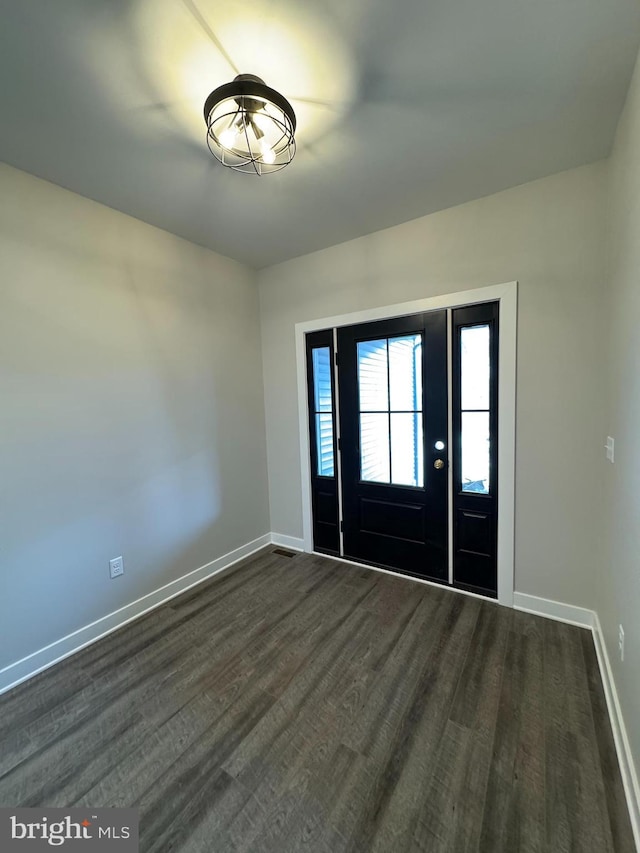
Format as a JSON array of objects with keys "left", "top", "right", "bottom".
[{"left": 204, "top": 74, "right": 297, "bottom": 175}]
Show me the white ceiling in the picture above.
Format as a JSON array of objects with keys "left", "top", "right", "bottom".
[{"left": 1, "top": 0, "right": 639, "bottom": 268}]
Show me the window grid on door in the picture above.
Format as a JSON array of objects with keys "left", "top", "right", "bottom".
[{"left": 357, "top": 334, "right": 424, "bottom": 488}]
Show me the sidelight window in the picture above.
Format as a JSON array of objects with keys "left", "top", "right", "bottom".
[
  {"left": 311, "top": 347, "right": 335, "bottom": 477},
  {"left": 460, "top": 325, "right": 491, "bottom": 494}
]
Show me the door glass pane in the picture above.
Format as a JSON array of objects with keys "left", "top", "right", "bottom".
[
  {"left": 391, "top": 412, "right": 424, "bottom": 487},
  {"left": 312, "top": 347, "right": 333, "bottom": 412},
  {"left": 461, "top": 325, "right": 490, "bottom": 410},
  {"left": 358, "top": 333, "right": 424, "bottom": 488},
  {"left": 389, "top": 335, "right": 422, "bottom": 410},
  {"left": 461, "top": 411, "right": 490, "bottom": 493},
  {"left": 315, "top": 413, "right": 334, "bottom": 477},
  {"left": 360, "top": 413, "right": 390, "bottom": 483},
  {"left": 358, "top": 339, "right": 389, "bottom": 411}
]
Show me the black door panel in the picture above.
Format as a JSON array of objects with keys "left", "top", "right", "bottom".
[
  {"left": 337, "top": 311, "right": 448, "bottom": 582},
  {"left": 359, "top": 497, "right": 425, "bottom": 542}
]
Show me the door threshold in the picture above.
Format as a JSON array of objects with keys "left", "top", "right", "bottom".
[{"left": 311, "top": 550, "right": 500, "bottom": 604}]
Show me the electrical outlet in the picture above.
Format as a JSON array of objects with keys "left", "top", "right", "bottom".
[
  {"left": 619, "top": 624, "right": 625, "bottom": 662},
  {"left": 109, "top": 556, "right": 124, "bottom": 579}
]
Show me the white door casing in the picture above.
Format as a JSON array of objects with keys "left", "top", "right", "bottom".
[{"left": 295, "top": 281, "right": 517, "bottom": 607}]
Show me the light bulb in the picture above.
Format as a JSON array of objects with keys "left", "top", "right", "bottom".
[
  {"left": 219, "top": 127, "right": 238, "bottom": 150},
  {"left": 253, "top": 112, "right": 269, "bottom": 133},
  {"left": 261, "top": 142, "right": 276, "bottom": 165}
]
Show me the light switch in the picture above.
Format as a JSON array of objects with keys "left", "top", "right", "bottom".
[{"left": 605, "top": 436, "right": 615, "bottom": 463}]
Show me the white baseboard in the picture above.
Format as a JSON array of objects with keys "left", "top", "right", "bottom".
[
  {"left": 513, "top": 591, "right": 595, "bottom": 629},
  {"left": 0, "top": 533, "right": 271, "bottom": 696},
  {"left": 592, "top": 613, "right": 640, "bottom": 850},
  {"left": 270, "top": 532, "right": 305, "bottom": 551}
]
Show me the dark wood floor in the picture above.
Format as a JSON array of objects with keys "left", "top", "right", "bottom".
[{"left": 0, "top": 549, "right": 634, "bottom": 852}]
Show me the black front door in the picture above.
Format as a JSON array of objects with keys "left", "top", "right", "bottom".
[
  {"left": 305, "top": 302, "right": 500, "bottom": 597},
  {"left": 337, "top": 312, "right": 448, "bottom": 582}
]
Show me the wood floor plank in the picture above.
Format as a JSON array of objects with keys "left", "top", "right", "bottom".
[
  {"left": 334, "top": 593, "right": 482, "bottom": 851},
  {"left": 0, "top": 548, "right": 634, "bottom": 853},
  {"left": 226, "top": 732, "right": 350, "bottom": 853},
  {"left": 224, "top": 609, "right": 404, "bottom": 850},
  {"left": 277, "top": 743, "right": 360, "bottom": 853},
  {"left": 223, "top": 607, "right": 377, "bottom": 793},
  {"left": 410, "top": 602, "right": 511, "bottom": 853},
  {"left": 0, "top": 660, "right": 89, "bottom": 743},
  {"left": 74, "top": 689, "right": 226, "bottom": 808},
  {"left": 0, "top": 619, "right": 198, "bottom": 782},
  {"left": 579, "top": 629, "right": 636, "bottom": 853},
  {"left": 478, "top": 611, "right": 546, "bottom": 853},
  {"left": 135, "top": 688, "right": 275, "bottom": 851},
  {"left": 339, "top": 585, "right": 459, "bottom": 757},
  {"left": 145, "top": 768, "right": 251, "bottom": 853},
  {"left": 544, "top": 619, "right": 616, "bottom": 853}
]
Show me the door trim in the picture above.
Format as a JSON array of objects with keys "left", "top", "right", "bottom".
[
  {"left": 446, "top": 309, "right": 454, "bottom": 585},
  {"left": 295, "top": 281, "right": 517, "bottom": 607}
]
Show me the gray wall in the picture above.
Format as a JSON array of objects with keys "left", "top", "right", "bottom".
[
  {"left": 0, "top": 164, "right": 270, "bottom": 670},
  {"left": 259, "top": 162, "right": 607, "bottom": 609},
  {"left": 602, "top": 48, "right": 640, "bottom": 772}
]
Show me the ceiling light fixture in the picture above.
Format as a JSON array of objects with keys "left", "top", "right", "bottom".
[{"left": 204, "top": 74, "right": 296, "bottom": 175}]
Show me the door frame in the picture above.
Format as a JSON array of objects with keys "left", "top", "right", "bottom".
[{"left": 295, "top": 281, "right": 517, "bottom": 607}]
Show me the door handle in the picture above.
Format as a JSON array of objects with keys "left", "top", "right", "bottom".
[{"left": 434, "top": 459, "right": 445, "bottom": 470}]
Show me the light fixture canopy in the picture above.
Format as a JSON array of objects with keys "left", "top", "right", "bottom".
[{"left": 204, "top": 74, "right": 296, "bottom": 175}]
